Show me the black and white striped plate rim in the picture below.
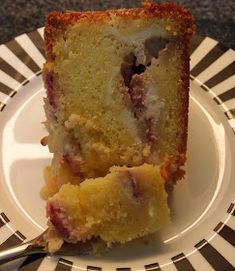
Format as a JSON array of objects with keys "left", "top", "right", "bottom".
[{"left": 0, "top": 28, "right": 235, "bottom": 270}]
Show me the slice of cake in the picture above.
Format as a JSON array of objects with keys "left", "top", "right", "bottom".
[{"left": 41, "top": 1, "right": 194, "bottom": 251}]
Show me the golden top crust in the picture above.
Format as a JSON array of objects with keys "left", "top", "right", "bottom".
[{"left": 44, "top": 1, "right": 195, "bottom": 60}]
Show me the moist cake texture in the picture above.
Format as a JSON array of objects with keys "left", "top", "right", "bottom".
[
  {"left": 41, "top": 1, "right": 194, "bottom": 251},
  {"left": 47, "top": 164, "right": 169, "bottom": 250}
]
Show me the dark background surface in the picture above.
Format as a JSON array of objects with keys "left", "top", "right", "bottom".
[{"left": 0, "top": 0, "right": 234, "bottom": 49}]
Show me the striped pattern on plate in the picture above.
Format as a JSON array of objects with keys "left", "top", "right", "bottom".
[{"left": 0, "top": 29, "right": 234, "bottom": 271}]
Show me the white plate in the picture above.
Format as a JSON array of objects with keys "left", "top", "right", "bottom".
[{"left": 0, "top": 29, "right": 234, "bottom": 271}]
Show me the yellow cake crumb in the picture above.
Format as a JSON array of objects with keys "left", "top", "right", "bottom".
[{"left": 47, "top": 164, "right": 170, "bottom": 244}]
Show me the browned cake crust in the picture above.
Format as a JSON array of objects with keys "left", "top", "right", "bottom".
[{"left": 45, "top": 2, "right": 194, "bottom": 61}]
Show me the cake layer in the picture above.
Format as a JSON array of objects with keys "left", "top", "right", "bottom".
[
  {"left": 41, "top": 2, "right": 194, "bottom": 198},
  {"left": 46, "top": 164, "right": 169, "bottom": 249}
]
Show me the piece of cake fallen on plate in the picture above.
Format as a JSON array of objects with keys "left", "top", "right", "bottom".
[
  {"left": 41, "top": 1, "right": 194, "bottom": 252},
  {"left": 46, "top": 164, "right": 169, "bottom": 251}
]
